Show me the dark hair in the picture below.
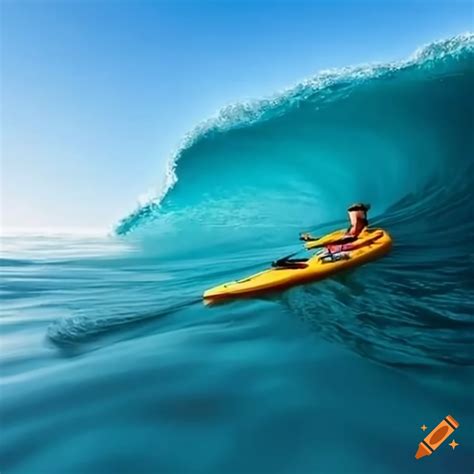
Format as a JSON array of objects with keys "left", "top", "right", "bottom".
[{"left": 348, "top": 203, "right": 371, "bottom": 212}]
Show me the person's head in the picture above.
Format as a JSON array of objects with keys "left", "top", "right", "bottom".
[
  {"left": 347, "top": 203, "right": 371, "bottom": 214},
  {"left": 347, "top": 203, "right": 370, "bottom": 229}
]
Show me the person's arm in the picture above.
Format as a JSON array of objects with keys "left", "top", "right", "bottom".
[{"left": 299, "top": 232, "right": 317, "bottom": 242}]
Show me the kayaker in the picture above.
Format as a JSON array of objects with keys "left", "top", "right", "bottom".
[
  {"left": 346, "top": 202, "right": 370, "bottom": 238},
  {"left": 300, "top": 202, "right": 370, "bottom": 242}
]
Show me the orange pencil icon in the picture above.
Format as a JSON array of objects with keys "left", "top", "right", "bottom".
[{"left": 415, "top": 415, "right": 459, "bottom": 459}]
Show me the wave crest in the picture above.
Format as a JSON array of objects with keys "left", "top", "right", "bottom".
[{"left": 115, "top": 33, "right": 473, "bottom": 236}]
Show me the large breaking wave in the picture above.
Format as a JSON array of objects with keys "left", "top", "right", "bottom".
[
  {"left": 49, "top": 34, "right": 474, "bottom": 366},
  {"left": 115, "top": 33, "right": 473, "bottom": 239}
]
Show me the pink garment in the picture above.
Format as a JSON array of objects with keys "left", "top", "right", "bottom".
[{"left": 325, "top": 231, "right": 383, "bottom": 254}]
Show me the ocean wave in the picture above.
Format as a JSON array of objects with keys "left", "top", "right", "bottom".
[
  {"left": 108, "top": 33, "right": 474, "bottom": 367},
  {"left": 115, "top": 32, "right": 473, "bottom": 236}
]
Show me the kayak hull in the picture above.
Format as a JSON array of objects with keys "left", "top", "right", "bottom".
[{"left": 203, "top": 228, "right": 392, "bottom": 300}]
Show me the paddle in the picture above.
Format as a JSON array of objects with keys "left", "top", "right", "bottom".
[
  {"left": 272, "top": 237, "right": 319, "bottom": 268},
  {"left": 272, "top": 250, "right": 304, "bottom": 267},
  {"left": 272, "top": 230, "right": 337, "bottom": 268}
]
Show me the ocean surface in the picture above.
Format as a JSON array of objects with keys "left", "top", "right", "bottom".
[{"left": 1, "top": 34, "right": 474, "bottom": 474}]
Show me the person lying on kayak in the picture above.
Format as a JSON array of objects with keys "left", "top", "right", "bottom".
[{"left": 300, "top": 203, "right": 371, "bottom": 242}]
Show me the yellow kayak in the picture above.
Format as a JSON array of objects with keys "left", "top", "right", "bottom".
[{"left": 203, "top": 228, "right": 392, "bottom": 300}]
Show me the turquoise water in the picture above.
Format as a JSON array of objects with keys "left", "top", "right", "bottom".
[{"left": 1, "top": 34, "right": 474, "bottom": 473}]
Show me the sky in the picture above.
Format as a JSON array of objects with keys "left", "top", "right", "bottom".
[{"left": 1, "top": 0, "right": 472, "bottom": 232}]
